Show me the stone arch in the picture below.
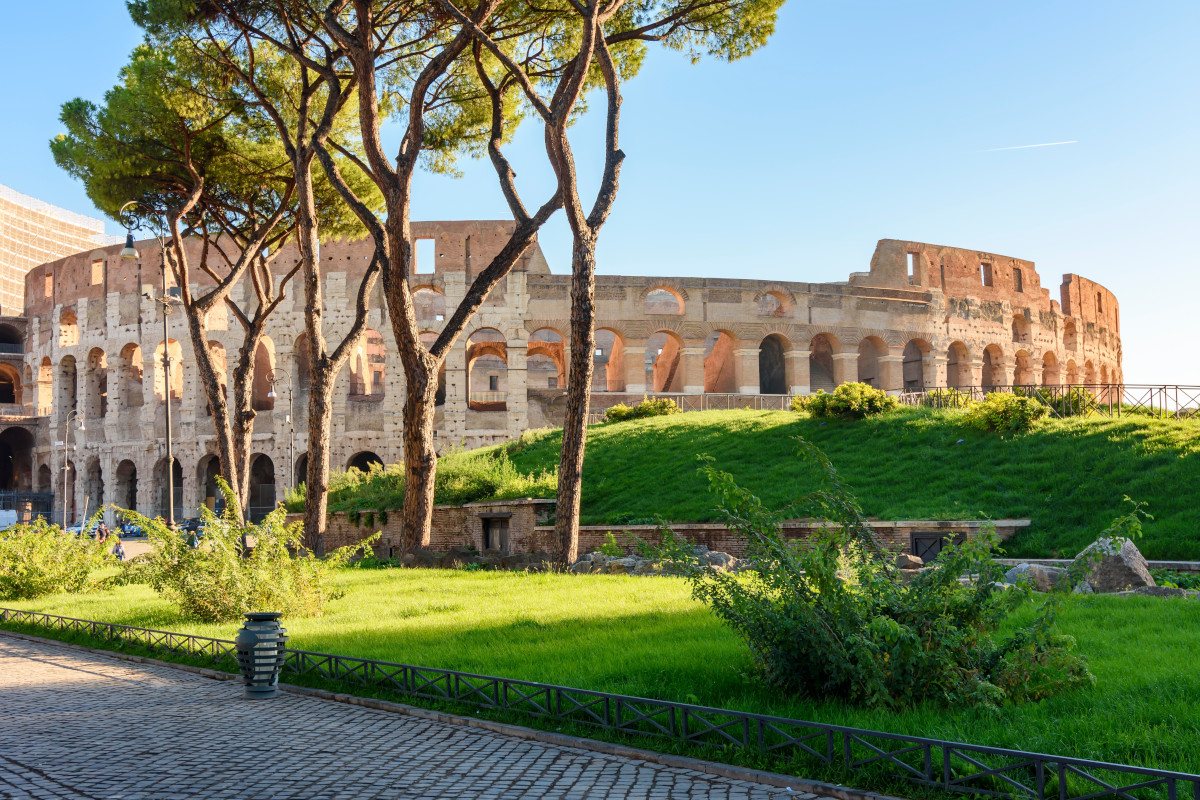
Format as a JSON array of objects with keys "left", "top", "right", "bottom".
[
  {"left": 703, "top": 330, "right": 738, "bottom": 393},
  {"left": 1041, "top": 351, "right": 1060, "bottom": 386},
  {"left": 84, "top": 348, "right": 107, "bottom": 421},
  {"left": 982, "top": 345, "right": 1006, "bottom": 390},
  {"left": 1084, "top": 360, "right": 1097, "bottom": 384},
  {"left": 37, "top": 463, "right": 52, "bottom": 493},
  {"left": 59, "top": 309, "right": 79, "bottom": 348},
  {"left": 347, "top": 451, "right": 383, "bottom": 472},
  {"left": 754, "top": 288, "right": 794, "bottom": 318},
  {"left": 294, "top": 452, "right": 308, "bottom": 489},
  {"left": 902, "top": 338, "right": 931, "bottom": 389},
  {"left": 197, "top": 454, "right": 223, "bottom": 513},
  {"left": 856, "top": 336, "right": 886, "bottom": 388},
  {"left": 81, "top": 456, "right": 103, "bottom": 516},
  {"left": 153, "top": 340, "right": 183, "bottom": 401},
  {"left": 58, "top": 355, "right": 78, "bottom": 416},
  {"left": 467, "top": 328, "right": 508, "bottom": 410},
  {"left": 1100, "top": 364, "right": 1109, "bottom": 384},
  {"left": 759, "top": 334, "right": 789, "bottom": 394},
  {"left": 0, "top": 362, "right": 21, "bottom": 406},
  {"left": 413, "top": 286, "right": 446, "bottom": 323},
  {"left": 248, "top": 453, "right": 277, "bottom": 521},
  {"left": 153, "top": 457, "right": 183, "bottom": 520},
  {"left": 252, "top": 336, "right": 277, "bottom": 410},
  {"left": 114, "top": 460, "right": 138, "bottom": 512},
  {"left": 348, "top": 330, "right": 385, "bottom": 399},
  {"left": 1064, "top": 320, "right": 1078, "bottom": 351},
  {"left": 118, "top": 344, "right": 144, "bottom": 410},
  {"left": 643, "top": 287, "right": 684, "bottom": 316},
  {"left": 595, "top": 328, "right": 625, "bottom": 392},
  {"left": 1014, "top": 349, "right": 1035, "bottom": 386},
  {"left": 646, "top": 330, "right": 684, "bottom": 393},
  {"left": 809, "top": 333, "right": 839, "bottom": 391},
  {"left": 1011, "top": 314, "right": 1031, "bottom": 345},
  {"left": 64, "top": 459, "right": 77, "bottom": 524},
  {"left": 0, "top": 427, "right": 33, "bottom": 491},
  {"left": 1066, "top": 359, "right": 1079, "bottom": 385},
  {"left": 528, "top": 328, "right": 566, "bottom": 389}
]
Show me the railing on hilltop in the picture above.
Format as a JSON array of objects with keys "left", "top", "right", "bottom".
[
  {"left": 900, "top": 384, "right": 1200, "bottom": 421},
  {"left": 3, "top": 607, "right": 1197, "bottom": 800},
  {"left": 586, "top": 393, "right": 791, "bottom": 423}
]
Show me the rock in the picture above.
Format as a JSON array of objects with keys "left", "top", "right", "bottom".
[
  {"left": 410, "top": 548, "right": 438, "bottom": 568},
  {"left": 1004, "top": 563, "right": 1065, "bottom": 592},
  {"left": 568, "top": 560, "right": 592, "bottom": 574},
  {"left": 632, "top": 559, "right": 660, "bottom": 576},
  {"left": 399, "top": 552, "right": 416, "bottom": 568},
  {"left": 605, "top": 557, "right": 639, "bottom": 574},
  {"left": 1132, "top": 586, "right": 1187, "bottom": 598},
  {"left": 896, "top": 553, "right": 924, "bottom": 570},
  {"left": 898, "top": 567, "right": 934, "bottom": 584},
  {"left": 1073, "top": 537, "right": 1154, "bottom": 592},
  {"left": 500, "top": 553, "right": 529, "bottom": 569},
  {"left": 1072, "top": 581, "right": 1094, "bottom": 594},
  {"left": 575, "top": 553, "right": 593, "bottom": 563}
]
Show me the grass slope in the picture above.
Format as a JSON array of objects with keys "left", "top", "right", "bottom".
[{"left": 7, "top": 570, "right": 1200, "bottom": 775}]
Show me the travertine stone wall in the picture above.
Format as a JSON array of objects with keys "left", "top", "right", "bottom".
[{"left": 23, "top": 225, "right": 1121, "bottom": 523}]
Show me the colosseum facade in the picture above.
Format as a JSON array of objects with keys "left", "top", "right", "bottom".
[{"left": 15, "top": 220, "right": 1121, "bottom": 524}]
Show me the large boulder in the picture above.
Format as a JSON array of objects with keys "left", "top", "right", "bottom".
[
  {"left": 1003, "top": 563, "right": 1066, "bottom": 593},
  {"left": 896, "top": 553, "right": 924, "bottom": 570},
  {"left": 605, "top": 557, "right": 639, "bottom": 574},
  {"left": 1073, "top": 538, "right": 1154, "bottom": 593}
]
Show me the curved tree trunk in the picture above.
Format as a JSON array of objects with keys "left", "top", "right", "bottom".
[
  {"left": 554, "top": 235, "right": 598, "bottom": 565},
  {"left": 182, "top": 310, "right": 243, "bottom": 522},
  {"left": 303, "top": 364, "right": 335, "bottom": 555},
  {"left": 399, "top": 355, "right": 439, "bottom": 551},
  {"left": 230, "top": 327, "right": 264, "bottom": 516}
]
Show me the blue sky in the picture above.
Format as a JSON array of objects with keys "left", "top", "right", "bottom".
[{"left": 2, "top": 1, "right": 1196, "bottom": 382}]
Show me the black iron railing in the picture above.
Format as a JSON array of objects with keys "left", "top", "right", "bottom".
[
  {"left": 900, "top": 384, "right": 1200, "bottom": 421},
  {"left": 2, "top": 607, "right": 1196, "bottom": 800}
]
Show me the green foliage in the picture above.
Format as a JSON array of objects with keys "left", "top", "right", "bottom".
[
  {"left": 660, "top": 443, "right": 1093, "bottom": 709},
  {"left": 921, "top": 387, "right": 974, "bottom": 409},
  {"left": 597, "top": 532, "right": 624, "bottom": 557},
  {"left": 127, "top": 480, "right": 374, "bottom": 622},
  {"left": 1153, "top": 570, "right": 1200, "bottom": 590},
  {"left": 789, "top": 394, "right": 811, "bottom": 412},
  {"left": 806, "top": 382, "right": 900, "bottom": 420},
  {"left": 1061, "top": 498, "right": 1152, "bottom": 590},
  {"left": 604, "top": 397, "right": 682, "bottom": 423},
  {"left": 0, "top": 516, "right": 113, "bottom": 600},
  {"left": 964, "top": 392, "right": 1050, "bottom": 434}
]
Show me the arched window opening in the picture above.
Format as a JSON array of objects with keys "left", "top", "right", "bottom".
[
  {"left": 38, "top": 464, "right": 53, "bottom": 493},
  {"left": 85, "top": 349, "right": 107, "bottom": 419},
  {"left": 82, "top": 457, "right": 103, "bottom": 515},
  {"left": 467, "top": 329, "right": 508, "bottom": 410},
  {"left": 1084, "top": 360, "right": 1097, "bottom": 384},
  {"left": 646, "top": 331, "right": 683, "bottom": 393},
  {"left": 0, "top": 427, "right": 34, "bottom": 491},
  {"left": 982, "top": 345, "right": 1006, "bottom": 390},
  {"left": 703, "top": 331, "right": 737, "bottom": 394},
  {"left": 1042, "top": 352, "right": 1060, "bottom": 386},
  {"left": 946, "top": 342, "right": 970, "bottom": 389},
  {"left": 643, "top": 288, "right": 683, "bottom": 316},
  {"left": 1064, "top": 320, "right": 1078, "bottom": 351},
  {"left": 856, "top": 338, "right": 884, "bottom": 388},
  {"left": 1066, "top": 359, "right": 1078, "bottom": 385},
  {"left": 114, "top": 460, "right": 138, "bottom": 513},
  {"left": 119, "top": 344, "right": 144, "bottom": 410},
  {"left": 756, "top": 292, "right": 787, "bottom": 317},
  {"left": 347, "top": 451, "right": 383, "bottom": 473},
  {"left": 595, "top": 329, "right": 625, "bottom": 392},
  {"left": 1014, "top": 350, "right": 1035, "bottom": 385},
  {"left": 59, "top": 310, "right": 79, "bottom": 348},
  {"left": 37, "top": 358, "right": 54, "bottom": 416},
  {"left": 1011, "top": 314, "right": 1030, "bottom": 344},
  {"left": 294, "top": 452, "right": 308, "bottom": 490},
  {"left": 902, "top": 340, "right": 930, "bottom": 389},
  {"left": 809, "top": 334, "right": 837, "bottom": 392},
  {"left": 198, "top": 455, "right": 223, "bottom": 513},
  {"left": 58, "top": 356, "right": 78, "bottom": 416},
  {"left": 252, "top": 338, "right": 276, "bottom": 410},
  {"left": 0, "top": 363, "right": 21, "bottom": 406},
  {"left": 248, "top": 454, "right": 277, "bottom": 522},
  {"left": 348, "top": 330, "right": 385, "bottom": 399},
  {"left": 759, "top": 334, "right": 788, "bottom": 394},
  {"left": 529, "top": 329, "right": 566, "bottom": 390}
]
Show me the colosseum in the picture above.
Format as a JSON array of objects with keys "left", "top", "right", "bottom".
[{"left": 10, "top": 220, "right": 1121, "bottom": 525}]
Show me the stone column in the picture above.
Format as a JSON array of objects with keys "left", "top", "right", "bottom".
[
  {"left": 878, "top": 355, "right": 904, "bottom": 394},
  {"left": 442, "top": 338, "right": 468, "bottom": 440},
  {"left": 734, "top": 347, "right": 760, "bottom": 395},
  {"left": 788, "top": 350, "right": 810, "bottom": 396},
  {"left": 831, "top": 352, "right": 857, "bottom": 387},
  {"left": 505, "top": 338, "right": 529, "bottom": 437},
  {"left": 967, "top": 358, "right": 984, "bottom": 388},
  {"left": 623, "top": 341, "right": 647, "bottom": 394},
  {"left": 678, "top": 346, "right": 706, "bottom": 395},
  {"left": 926, "top": 354, "right": 948, "bottom": 388}
]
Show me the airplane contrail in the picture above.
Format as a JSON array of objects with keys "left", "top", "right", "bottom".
[{"left": 983, "top": 140, "right": 1078, "bottom": 152}]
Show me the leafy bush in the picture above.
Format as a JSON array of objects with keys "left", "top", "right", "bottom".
[
  {"left": 1153, "top": 569, "right": 1200, "bottom": 590},
  {"left": 964, "top": 392, "right": 1049, "bottom": 433},
  {"left": 128, "top": 481, "right": 374, "bottom": 622},
  {"left": 597, "top": 532, "right": 624, "bottom": 556},
  {"left": 604, "top": 397, "right": 681, "bottom": 423},
  {"left": 0, "top": 516, "right": 113, "bottom": 599},
  {"left": 921, "top": 387, "right": 974, "bottom": 409},
  {"left": 789, "top": 394, "right": 811, "bottom": 412},
  {"left": 659, "top": 442, "right": 1093, "bottom": 709},
  {"left": 807, "top": 382, "right": 900, "bottom": 420}
]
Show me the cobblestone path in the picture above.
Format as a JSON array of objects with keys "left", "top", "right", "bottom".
[{"left": 0, "top": 635, "right": 822, "bottom": 800}]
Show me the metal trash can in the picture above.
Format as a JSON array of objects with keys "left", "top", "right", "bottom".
[{"left": 235, "top": 612, "right": 288, "bottom": 699}]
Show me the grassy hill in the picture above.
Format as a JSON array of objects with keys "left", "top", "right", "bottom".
[{"left": 304, "top": 407, "right": 1200, "bottom": 560}]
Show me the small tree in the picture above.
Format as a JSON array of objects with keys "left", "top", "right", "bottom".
[{"left": 0, "top": 516, "right": 113, "bottom": 600}]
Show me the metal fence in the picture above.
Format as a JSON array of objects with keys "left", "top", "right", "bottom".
[
  {"left": 0, "top": 491, "right": 54, "bottom": 523},
  {"left": 587, "top": 393, "right": 792, "bottom": 423},
  {"left": 900, "top": 385, "right": 1200, "bottom": 421},
  {"left": 3, "top": 607, "right": 1196, "bottom": 800}
]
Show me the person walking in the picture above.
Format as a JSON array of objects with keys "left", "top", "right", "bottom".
[
  {"left": 111, "top": 535, "right": 125, "bottom": 562},
  {"left": 96, "top": 522, "right": 110, "bottom": 545}
]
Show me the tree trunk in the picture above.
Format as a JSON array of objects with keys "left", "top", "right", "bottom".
[
  {"left": 181, "top": 311, "right": 243, "bottom": 522},
  {"left": 399, "top": 355, "right": 439, "bottom": 551},
  {"left": 303, "top": 363, "right": 335, "bottom": 555},
  {"left": 230, "top": 327, "right": 264, "bottom": 516},
  {"left": 554, "top": 234, "right": 598, "bottom": 565}
]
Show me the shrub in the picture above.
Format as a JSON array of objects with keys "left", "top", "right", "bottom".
[
  {"left": 921, "top": 387, "right": 974, "bottom": 409},
  {"left": 1048, "top": 386, "right": 1099, "bottom": 417},
  {"left": 604, "top": 397, "right": 681, "bottom": 423},
  {"left": 789, "top": 394, "right": 811, "bottom": 413},
  {"left": 964, "top": 392, "right": 1049, "bottom": 433},
  {"left": 0, "top": 516, "right": 113, "bottom": 599},
  {"left": 597, "top": 532, "right": 623, "bottom": 557},
  {"left": 127, "top": 480, "right": 375, "bottom": 622},
  {"left": 659, "top": 442, "right": 1093, "bottom": 709},
  {"left": 807, "top": 382, "right": 900, "bottom": 420}
]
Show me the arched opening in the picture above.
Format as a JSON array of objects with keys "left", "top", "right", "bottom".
[
  {"left": 809, "top": 334, "right": 837, "bottom": 392},
  {"left": 84, "top": 348, "right": 107, "bottom": 420},
  {"left": 1084, "top": 360, "right": 1097, "bottom": 384},
  {"left": 594, "top": 329, "right": 625, "bottom": 392},
  {"left": 154, "top": 457, "right": 183, "bottom": 520},
  {"left": 347, "top": 451, "right": 383, "bottom": 473},
  {"left": 294, "top": 452, "right": 308, "bottom": 489},
  {"left": 252, "top": 337, "right": 276, "bottom": 410},
  {"left": 413, "top": 287, "right": 446, "bottom": 323},
  {"left": 248, "top": 453, "right": 276, "bottom": 522},
  {"left": 856, "top": 337, "right": 885, "bottom": 388},
  {"left": 37, "top": 358, "right": 53, "bottom": 415},
  {"left": 419, "top": 332, "right": 447, "bottom": 405},
  {"left": 64, "top": 460, "right": 77, "bottom": 524},
  {"left": 1011, "top": 314, "right": 1030, "bottom": 344},
  {"left": 1066, "top": 359, "right": 1078, "bottom": 385},
  {"left": 1014, "top": 350, "right": 1035, "bottom": 386},
  {"left": 946, "top": 342, "right": 971, "bottom": 388},
  {"left": 153, "top": 340, "right": 183, "bottom": 401},
  {"left": 756, "top": 291, "right": 789, "bottom": 318},
  {"left": 902, "top": 339, "right": 930, "bottom": 389},
  {"left": 0, "top": 363, "right": 21, "bottom": 406},
  {"left": 1100, "top": 364, "right": 1109, "bottom": 384},
  {"left": 114, "top": 460, "right": 137, "bottom": 512},
  {"left": 759, "top": 334, "right": 788, "bottom": 394},
  {"left": 119, "top": 344, "right": 144, "bottom": 410},
  {"left": 0, "top": 324, "right": 23, "bottom": 350},
  {"left": 982, "top": 345, "right": 1006, "bottom": 390},
  {"left": 37, "top": 463, "right": 52, "bottom": 493},
  {"left": 59, "top": 310, "right": 79, "bottom": 348},
  {"left": 1041, "top": 352, "right": 1060, "bottom": 386},
  {"left": 644, "top": 288, "right": 683, "bottom": 315},
  {"left": 198, "top": 454, "right": 223, "bottom": 513},
  {"left": 703, "top": 331, "right": 737, "bottom": 394},
  {"left": 646, "top": 331, "right": 683, "bottom": 393},
  {"left": 528, "top": 328, "right": 566, "bottom": 390},
  {"left": 348, "top": 329, "right": 385, "bottom": 399},
  {"left": 1064, "top": 320, "right": 1078, "bottom": 351},
  {"left": 57, "top": 356, "right": 78, "bottom": 416},
  {"left": 82, "top": 457, "right": 103, "bottom": 515},
  {"left": 0, "top": 427, "right": 34, "bottom": 491},
  {"left": 467, "top": 329, "right": 508, "bottom": 410}
]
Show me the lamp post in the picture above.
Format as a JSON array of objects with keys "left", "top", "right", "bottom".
[
  {"left": 265, "top": 369, "right": 293, "bottom": 494},
  {"left": 59, "top": 409, "right": 84, "bottom": 528},
  {"left": 119, "top": 202, "right": 177, "bottom": 529}
]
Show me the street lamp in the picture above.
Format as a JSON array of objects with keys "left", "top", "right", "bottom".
[
  {"left": 265, "top": 369, "right": 293, "bottom": 493},
  {"left": 59, "top": 409, "right": 84, "bottom": 528},
  {"left": 119, "top": 201, "right": 178, "bottom": 529}
]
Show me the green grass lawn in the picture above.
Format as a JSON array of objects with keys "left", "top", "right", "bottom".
[
  {"left": 309, "top": 407, "right": 1200, "bottom": 560},
  {"left": 6, "top": 568, "right": 1200, "bottom": 776}
]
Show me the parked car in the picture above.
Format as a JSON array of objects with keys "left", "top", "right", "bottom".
[
  {"left": 179, "top": 518, "right": 207, "bottom": 535},
  {"left": 117, "top": 517, "right": 144, "bottom": 538},
  {"left": 65, "top": 520, "right": 100, "bottom": 537}
]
